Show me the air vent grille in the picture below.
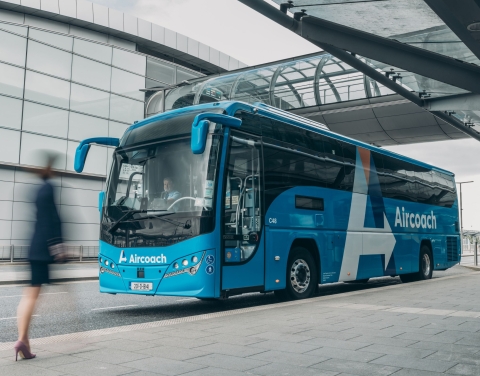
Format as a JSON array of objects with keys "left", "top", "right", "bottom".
[{"left": 446, "top": 237, "right": 458, "bottom": 262}]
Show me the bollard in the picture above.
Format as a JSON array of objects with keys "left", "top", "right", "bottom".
[
  {"left": 80, "top": 245, "right": 83, "bottom": 262},
  {"left": 10, "top": 244, "right": 14, "bottom": 263},
  {"left": 475, "top": 241, "right": 478, "bottom": 267}
]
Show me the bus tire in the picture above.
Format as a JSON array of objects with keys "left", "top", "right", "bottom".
[
  {"left": 278, "top": 247, "right": 318, "bottom": 300},
  {"left": 400, "top": 245, "right": 433, "bottom": 283}
]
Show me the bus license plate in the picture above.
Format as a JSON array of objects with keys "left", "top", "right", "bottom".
[{"left": 130, "top": 282, "right": 153, "bottom": 291}]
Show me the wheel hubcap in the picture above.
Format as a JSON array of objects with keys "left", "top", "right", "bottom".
[
  {"left": 290, "top": 259, "right": 311, "bottom": 293},
  {"left": 422, "top": 253, "right": 431, "bottom": 276}
]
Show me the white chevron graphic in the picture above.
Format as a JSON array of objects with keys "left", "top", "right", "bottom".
[{"left": 339, "top": 149, "right": 396, "bottom": 281}]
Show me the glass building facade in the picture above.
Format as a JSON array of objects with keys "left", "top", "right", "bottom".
[{"left": 0, "top": 6, "right": 235, "bottom": 250}]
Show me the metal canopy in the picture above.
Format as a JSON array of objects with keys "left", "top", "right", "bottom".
[{"left": 238, "top": 0, "right": 480, "bottom": 142}]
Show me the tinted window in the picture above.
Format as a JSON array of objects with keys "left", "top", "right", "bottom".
[
  {"left": 379, "top": 155, "right": 416, "bottom": 202},
  {"left": 295, "top": 196, "right": 324, "bottom": 211},
  {"left": 339, "top": 141, "right": 356, "bottom": 192},
  {"left": 322, "top": 136, "right": 344, "bottom": 189}
]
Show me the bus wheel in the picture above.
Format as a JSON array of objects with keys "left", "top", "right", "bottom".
[
  {"left": 277, "top": 247, "right": 318, "bottom": 300},
  {"left": 400, "top": 245, "right": 433, "bottom": 283}
]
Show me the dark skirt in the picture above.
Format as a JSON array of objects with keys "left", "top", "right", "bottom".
[{"left": 30, "top": 261, "right": 50, "bottom": 286}]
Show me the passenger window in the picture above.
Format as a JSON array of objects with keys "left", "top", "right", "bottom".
[{"left": 322, "top": 136, "right": 344, "bottom": 189}]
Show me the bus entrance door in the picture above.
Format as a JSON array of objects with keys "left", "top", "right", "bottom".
[{"left": 221, "top": 135, "right": 264, "bottom": 291}]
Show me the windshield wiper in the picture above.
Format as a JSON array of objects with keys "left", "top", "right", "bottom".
[{"left": 107, "top": 209, "right": 168, "bottom": 233}]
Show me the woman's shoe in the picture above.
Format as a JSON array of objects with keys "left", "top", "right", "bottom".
[{"left": 14, "top": 341, "right": 36, "bottom": 361}]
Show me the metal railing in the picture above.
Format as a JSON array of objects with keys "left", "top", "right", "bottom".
[{"left": 0, "top": 245, "right": 98, "bottom": 263}]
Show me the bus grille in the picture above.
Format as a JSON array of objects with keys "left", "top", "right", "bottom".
[{"left": 446, "top": 237, "right": 458, "bottom": 262}]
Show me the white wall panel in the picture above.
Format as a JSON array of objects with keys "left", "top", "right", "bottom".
[
  {"left": 0, "top": 63, "right": 24, "bottom": 98},
  {"left": 14, "top": 170, "right": 45, "bottom": 184},
  {"left": 210, "top": 48, "right": 220, "bottom": 66},
  {"left": 25, "top": 71, "right": 70, "bottom": 109},
  {"left": 219, "top": 52, "right": 229, "bottom": 70},
  {"left": 11, "top": 220, "right": 34, "bottom": 240},
  {"left": 71, "top": 55, "right": 111, "bottom": 91},
  {"left": 0, "top": 180, "right": 14, "bottom": 201},
  {"left": 108, "top": 7, "right": 123, "bottom": 31},
  {"left": 199, "top": 43, "right": 209, "bottom": 62},
  {"left": 63, "top": 222, "right": 98, "bottom": 241},
  {"left": 187, "top": 39, "right": 199, "bottom": 58},
  {"left": 123, "top": 13, "right": 137, "bottom": 36},
  {"left": 0, "top": 22, "right": 28, "bottom": 37},
  {"left": 0, "top": 95, "right": 23, "bottom": 130},
  {"left": 60, "top": 186, "right": 99, "bottom": 207},
  {"left": 21, "top": 0, "right": 40, "bottom": 9},
  {"left": 108, "top": 121, "right": 128, "bottom": 139},
  {"left": 73, "top": 38, "right": 112, "bottom": 64},
  {"left": 29, "top": 28, "right": 72, "bottom": 51},
  {"left": 76, "top": 0, "right": 93, "bottom": 22},
  {"left": 177, "top": 34, "right": 187, "bottom": 53},
  {"left": 152, "top": 24, "right": 164, "bottom": 44},
  {"left": 0, "top": 167, "right": 14, "bottom": 182},
  {"left": 0, "top": 201, "right": 13, "bottom": 220},
  {"left": 58, "top": 0, "right": 76, "bottom": 18},
  {"left": 92, "top": 3, "right": 108, "bottom": 27},
  {"left": 12, "top": 182, "right": 39, "bottom": 203},
  {"left": 165, "top": 28, "right": 176, "bottom": 49},
  {"left": 0, "top": 219, "right": 12, "bottom": 240},
  {"left": 108, "top": 36, "right": 135, "bottom": 50},
  {"left": 27, "top": 41, "right": 72, "bottom": 80},
  {"left": 60, "top": 204, "right": 99, "bottom": 224},
  {"left": 111, "top": 68, "right": 144, "bottom": 100},
  {"left": 20, "top": 133, "right": 67, "bottom": 169},
  {"left": 109, "top": 94, "right": 143, "bottom": 124},
  {"left": 0, "top": 128, "right": 20, "bottom": 164},
  {"left": 70, "top": 83, "right": 109, "bottom": 118},
  {"left": 228, "top": 58, "right": 239, "bottom": 71},
  {"left": 22, "top": 101, "right": 69, "bottom": 138},
  {"left": 138, "top": 18, "right": 151, "bottom": 40},
  {"left": 68, "top": 112, "right": 108, "bottom": 141},
  {"left": 12, "top": 201, "right": 35, "bottom": 221},
  {"left": 112, "top": 48, "right": 145, "bottom": 76},
  {"left": 0, "top": 29, "right": 27, "bottom": 66},
  {"left": 24, "top": 15, "right": 69, "bottom": 34}
]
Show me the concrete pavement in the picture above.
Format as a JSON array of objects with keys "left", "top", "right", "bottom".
[{"left": 1, "top": 266, "right": 480, "bottom": 375}]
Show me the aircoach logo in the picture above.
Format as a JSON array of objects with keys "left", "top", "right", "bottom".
[
  {"left": 118, "top": 250, "right": 167, "bottom": 264},
  {"left": 394, "top": 207, "right": 437, "bottom": 229}
]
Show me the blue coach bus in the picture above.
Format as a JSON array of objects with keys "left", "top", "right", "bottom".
[{"left": 75, "top": 101, "right": 460, "bottom": 300}]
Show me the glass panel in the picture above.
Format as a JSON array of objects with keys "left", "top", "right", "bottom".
[
  {"left": 70, "top": 83, "right": 109, "bottom": 118},
  {"left": 164, "top": 83, "right": 204, "bottom": 112},
  {"left": 176, "top": 67, "right": 200, "bottom": 83},
  {"left": 146, "top": 58, "right": 174, "bottom": 84},
  {"left": 22, "top": 101, "right": 68, "bottom": 138},
  {"left": 103, "top": 135, "right": 222, "bottom": 248},
  {"left": 25, "top": 71, "right": 70, "bottom": 108},
  {"left": 112, "top": 48, "right": 146, "bottom": 76},
  {"left": 71, "top": 55, "right": 111, "bottom": 91},
  {"left": 20, "top": 132, "right": 67, "bottom": 169},
  {"left": 109, "top": 94, "right": 143, "bottom": 124},
  {"left": 111, "top": 68, "right": 145, "bottom": 100},
  {"left": 224, "top": 135, "right": 262, "bottom": 263},
  {"left": 0, "top": 95, "right": 22, "bottom": 130},
  {"left": 73, "top": 38, "right": 112, "bottom": 64},
  {"left": 0, "top": 128, "right": 20, "bottom": 164},
  {"left": 68, "top": 111, "right": 108, "bottom": 141},
  {"left": 0, "top": 63, "right": 24, "bottom": 98},
  {"left": 27, "top": 41, "right": 72, "bottom": 80},
  {"left": 0, "top": 29, "right": 27, "bottom": 66},
  {"left": 29, "top": 29, "right": 73, "bottom": 51},
  {"left": 232, "top": 67, "right": 276, "bottom": 105}
]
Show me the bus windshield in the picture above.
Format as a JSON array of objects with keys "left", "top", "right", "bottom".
[{"left": 102, "top": 134, "right": 222, "bottom": 248}]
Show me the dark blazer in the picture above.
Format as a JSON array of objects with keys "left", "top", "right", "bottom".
[{"left": 28, "top": 180, "right": 63, "bottom": 262}]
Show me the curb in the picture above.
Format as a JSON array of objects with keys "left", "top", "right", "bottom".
[{"left": 0, "top": 276, "right": 98, "bottom": 286}]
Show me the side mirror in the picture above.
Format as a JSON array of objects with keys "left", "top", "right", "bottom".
[
  {"left": 98, "top": 191, "right": 105, "bottom": 213},
  {"left": 74, "top": 137, "right": 120, "bottom": 173},
  {"left": 191, "top": 113, "right": 242, "bottom": 154}
]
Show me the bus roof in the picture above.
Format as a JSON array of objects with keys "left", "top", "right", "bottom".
[{"left": 130, "top": 101, "right": 454, "bottom": 177}]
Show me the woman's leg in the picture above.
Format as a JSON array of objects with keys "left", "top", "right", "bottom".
[{"left": 17, "top": 286, "right": 41, "bottom": 349}]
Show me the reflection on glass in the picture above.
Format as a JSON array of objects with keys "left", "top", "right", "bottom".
[
  {"left": 0, "top": 30, "right": 27, "bottom": 67},
  {"left": 22, "top": 101, "right": 69, "bottom": 138},
  {"left": 111, "top": 68, "right": 145, "bottom": 100},
  {"left": 110, "top": 94, "right": 144, "bottom": 123},
  {"left": 70, "top": 83, "right": 110, "bottom": 118},
  {"left": 72, "top": 55, "right": 111, "bottom": 91},
  {"left": 27, "top": 41, "right": 72, "bottom": 80},
  {"left": 176, "top": 68, "right": 201, "bottom": 83},
  {"left": 146, "top": 58, "right": 174, "bottom": 84},
  {"left": 73, "top": 38, "right": 112, "bottom": 64},
  {"left": 25, "top": 71, "right": 70, "bottom": 108},
  {"left": 29, "top": 29, "right": 73, "bottom": 51},
  {"left": 112, "top": 48, "right": 146, "bottom": 76}
]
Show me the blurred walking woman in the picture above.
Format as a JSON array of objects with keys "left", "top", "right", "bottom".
[{"left": 15, "top": 154, "right": 64, "bottom": 361}]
